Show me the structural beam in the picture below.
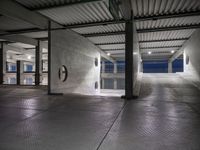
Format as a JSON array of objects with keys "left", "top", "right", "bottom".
[
  {"left": 119, "top": 0, "right": 132, "bottom": 20},
  {"left": 168, "top": 37, "right": 188, "bottom": 63},
  {"left": 104, "top": 50, "right": 125, "bottom": 54},
  {"left": 140, "top": 46, "right": 181, "bottom": 49},
  {"left": 0, "top": 0, "right": 48, "bottom": 29},
  {"left": 0, "top": 0, "right": 62, "bottom": 29},
  {"left": 0, "top": 35, "right": 38, "bottom": 46},
  {"left": 33, "top": 0, "right": 102, "bottom": 11},
  {"left": 96, "top": 42, "right": 125, "bottom": 45},
  {"left": 135, "top": 11, "right": 200, "bottom": 22},
  {"left": 139, "top": 38, "right": 189, "bottom": 43},
  {"left": 0, "top": 28, "right": 45, "bottom": 37},
  {"left": 96, "top": 38, "right": 189, "bottom": 45},
  {"left": 169, "top": 50, "right": 184, "bottom": 63},
  {"left": 83, "top": 31, "right": 125, "bottom": 37},
  {"left": 0, "top": 20, "right": 126, "bottom": 36},
  {"left": 137, "top": 24, "right": 200, "bottom": 33},
  {"left": 103, "top": 49, "right": 125, "bottom": 51},
  {"left": 97, "top": 47, "right": 115, "bottom": 63},
  {"left": 4, "top": 44, "right": 33, "bottom": 55}
]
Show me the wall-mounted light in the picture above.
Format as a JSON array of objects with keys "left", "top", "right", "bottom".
[
  {"left": 148, "top": 51, "right": 152, "bottom": 55},
  {"left": 107, "top": 53, "right": 110, "bottom": 56},
  {"left": 27, "top": 55, "right": 32, "bottom": 60},
  {"left": 133, "top": 52, "right": 137, "bottom": 55}
]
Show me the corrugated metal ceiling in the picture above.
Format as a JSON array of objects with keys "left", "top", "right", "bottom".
[
  {"left": 39, "top": 1, "right": 114, "bottom": 25},
  {"left": 99, "top": 44, "right": 125, "bottom": 50},
  {"left": 72, "top": 23, "right": 125, "bottom": 34},
  {"left": 138, "top": 30, "right": 195, "bottom": 41},
  {"left": 21, "top": 31, "right": 48, "bottom": 38},
  {"left": 0, "top": 16, "right": 35, "bottom": 31},
  {"left": 1, "top": 0, "right": 200, "bottom": 60},
  {"left": 132, "top": 0, "right": 200, "bottom": 17},
  {"left": 136, "top": 16, "right": 200, "bottom": 30},
  {"left": 141, "top": 47, "right": 179, "bottom": 53},
  {"left": 16, "top": 0, "right": 82, "bottom": 9},
  {"left": 88, "top": 35, "right": 125, "bottom": 44},
  {"left": 140, "top": 40, "right": 185, "bottom": 48}
]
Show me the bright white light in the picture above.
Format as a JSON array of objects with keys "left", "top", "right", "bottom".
[
  {"left": 171, "top": 50, "right": 175, "bottom": 54},
  {"left": 27, "top": 55, "right": 32, "bottom": 60},
  {"left": 133, "top": 52, "right": 137, "bottom": 55},
  {"left": 107, "top": 53, "right": 110, "bottom": 56},
  {"left": 148, "top": 51, "right": 152, "bottom": 55}
]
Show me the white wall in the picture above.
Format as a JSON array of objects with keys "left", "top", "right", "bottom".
[
  {"left": 50, "top": 29, "right": 101, "bottom": 95},
  {"left": 133, "top": 21, "right": 142, "bottom": 95},
  {"left": 183, "top": 29, "right": 200, "bottom": 88}
]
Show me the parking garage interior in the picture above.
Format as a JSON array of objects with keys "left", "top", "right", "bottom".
[{"left": 0, "top": 0, "right": 200, "bottom": 149}]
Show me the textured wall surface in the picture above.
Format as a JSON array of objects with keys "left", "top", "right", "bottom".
[
  {"left": 132, "top": 20, "right": 141, "bottom": 93},
  {"left": 183, "top": 29, "right": 200, "bottom": 88},
  {"left": 50, "top": 29, "right": 100, "bottom": 95}
]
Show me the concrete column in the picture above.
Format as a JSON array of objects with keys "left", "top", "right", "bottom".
[
  {"left": 16, "top": 60, "right": 24, "bottom": 85},
  {"left": 125, "top": 21, "right": 134, "bottom": 99},
  {"left": 101, "top": 61, "right": 105, "bottom": 89},
  {"left": 0, "top": 43, "right": 6, "bottom": 84},
  {"left": 168, "top": 61, "right": 173, "bottom": 73},
  {"left": 48, "top": 21, "right": 51, "bottom": 94},
  {"left": 16, "top": 61, "right": 20, "bottom": 85},
  {"left": 113, "top": 63, "right": 117, "bottom": 89},
  {"left": 35, "top": 40, "right": 42, "bottom": 85},
  {"left": 140, "top": 61, "right": 143, "bottom": 73},
  {"left": 101, "top": 61, "right": 105, "bottom": 73}
]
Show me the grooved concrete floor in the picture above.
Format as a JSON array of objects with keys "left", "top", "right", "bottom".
[{"left": 0, "top": 73, "right": 200, "bottom": 150}]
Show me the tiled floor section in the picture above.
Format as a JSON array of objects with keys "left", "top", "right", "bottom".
[{"left": 0, "top": 74, "right": 200, "bottom": 150}]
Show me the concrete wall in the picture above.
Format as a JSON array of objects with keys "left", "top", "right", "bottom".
[
  {"left": 132, "top": 21, "right": 141, "bottom": 94},
  {"left": 50, "top": 29, "right": 100, "bottom": 95},
  {"left": 182, "top": 29, "right": 200, "bottom": 88}
]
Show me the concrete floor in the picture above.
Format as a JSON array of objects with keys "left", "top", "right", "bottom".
[{"left": 0, "top": 73, "right": 200, "bottom": 150}]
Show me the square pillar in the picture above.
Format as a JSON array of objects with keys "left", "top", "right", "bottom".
[
  {"left": 16, "top": 61, "right": 20, "bottom": 85},
  {"left": 125, "top": 21, "right": 134, "bottom": 99},
  {"left": 35, "top": 40, "right": 42, "bottom": 85},
  {"left": 48, "top": 21, "right": 52, "bottom": 94},
  {"left": 140, "top": 61, "right": 143, "bottom": 73},
  {"left": 101, "top": 61, "right": 105, "bottom": 73},
  {"left": 168, "top": 61, "right": 173, "bottom": 73},
  {"left": 0, "top": 43, "right": 6, "bottom": 84},
  {"left": 101, "top": 61, "right": 105, "bottom": 89},
  {"left": 113, "top": 63, "right": 117, "bottom": 89},
  {"left": 16, "top": 60, "right": 24, "bottom": 85}
]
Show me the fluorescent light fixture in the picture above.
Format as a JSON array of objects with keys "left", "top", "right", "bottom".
[
  {"left": 27, "top": 55, "right": 32, "bottom": 60},
  {"left": 107, "top": 53, "right": 110, "bottom": 56},
  {"left": 148, "top": 51, "right": 152, "bottom": 55},
  {"left": 171, "top": 50, "right": 175, "bottom": 53}
]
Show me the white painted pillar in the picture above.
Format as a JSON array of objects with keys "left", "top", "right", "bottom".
[
  {"left": 20, "top": 61, "right": 25, "bottom": 84},
  {"left": 35, "top": 41, "right": 43, "bottom": 85},
  {"left": 140, "top": 61, "right": 143, "bottom": 73},
  {"left": 168, "top": 61, "right": 173, "bottom": 73},
  {"left": 1, "top": 43, "right": 6, "bottom": 84},
  {"left": 101, "top": 61, "right": 105, "bottom": 89},
  {"left": 113, "top": 63, "right": 117, "bottom": 89}
]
